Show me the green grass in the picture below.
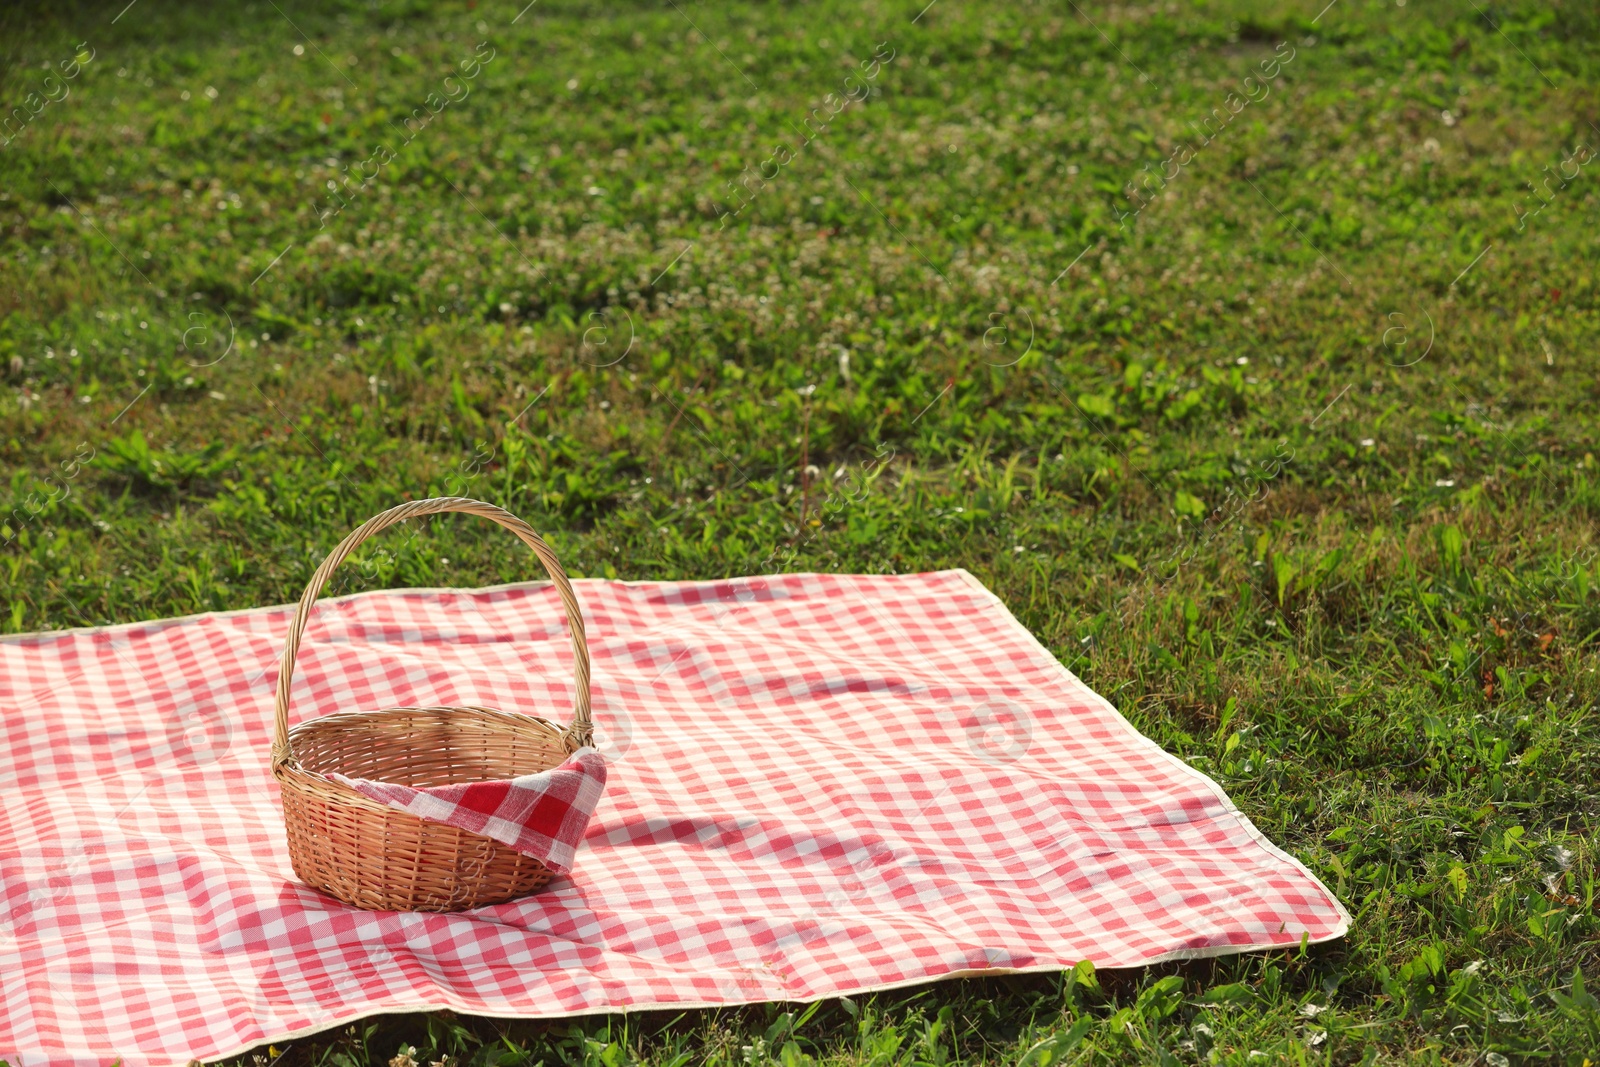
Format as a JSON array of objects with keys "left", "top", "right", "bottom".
[{"left": 2, "top": 0, "right": 1599, "bottom": 1062}]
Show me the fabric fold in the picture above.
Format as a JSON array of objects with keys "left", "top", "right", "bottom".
[{"left": 329, "top": 746, "right": 607, "bottom": 874}]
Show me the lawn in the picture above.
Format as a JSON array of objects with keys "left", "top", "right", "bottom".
[{"left": 2, "top": 0, "right": 1599, "bottom": 1062}]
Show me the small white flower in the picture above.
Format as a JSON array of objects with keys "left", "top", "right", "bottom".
[
  {"left": 204, "top": 85, "right": 218, "bottom": 100},
  {"left": 1435, "top": 478, "right": 1455, "bottom": 487},
  {"left": 293, "top": 44, "right": 305, "bottom": 56},
  {"left": 1360, "top": 438, "right": 1375, "bottom": 447}
]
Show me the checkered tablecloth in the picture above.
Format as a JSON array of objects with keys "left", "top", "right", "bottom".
[{"left": 0, "top": 570, "right": 1347, "bottom": 1066}]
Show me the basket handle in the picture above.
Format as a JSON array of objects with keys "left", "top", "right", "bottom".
[{"left": 270, "top": 496, "right": 592, "bottom": 768}]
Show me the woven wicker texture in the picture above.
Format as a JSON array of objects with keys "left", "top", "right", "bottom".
[{"left": 270, "top": 497, "right": 593, "bottom": 911}]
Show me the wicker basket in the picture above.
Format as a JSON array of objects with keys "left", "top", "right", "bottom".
[{"left": 270, "top": 496, "right": 593, "bottom": 912}]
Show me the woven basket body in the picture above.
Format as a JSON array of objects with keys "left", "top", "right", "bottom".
[{"left": 271, "top": 498, "right": 593, "bottom": 912}]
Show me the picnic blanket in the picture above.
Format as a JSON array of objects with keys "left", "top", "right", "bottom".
[{"left": 0, "top": 570, "right": 1348, "bottom": 1066}]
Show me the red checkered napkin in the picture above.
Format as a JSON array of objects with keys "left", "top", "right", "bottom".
[{"left": 328, "top": 747, "right": 606, "bottom": 874}]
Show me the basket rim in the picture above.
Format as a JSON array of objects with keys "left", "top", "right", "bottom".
[
  {"left": 274, "top": 703, "right": 571, "bottom": 808},
  {"left": 283, "top": 702, "right": 568, "bottom": 738}
]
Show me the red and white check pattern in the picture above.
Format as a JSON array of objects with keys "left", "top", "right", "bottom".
[
  {"left": 0, "top": 570, "right": 1348, "bottom": 1067},
  {"left": 328, "top": 747, "right": 606, "bottom": 874}
]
